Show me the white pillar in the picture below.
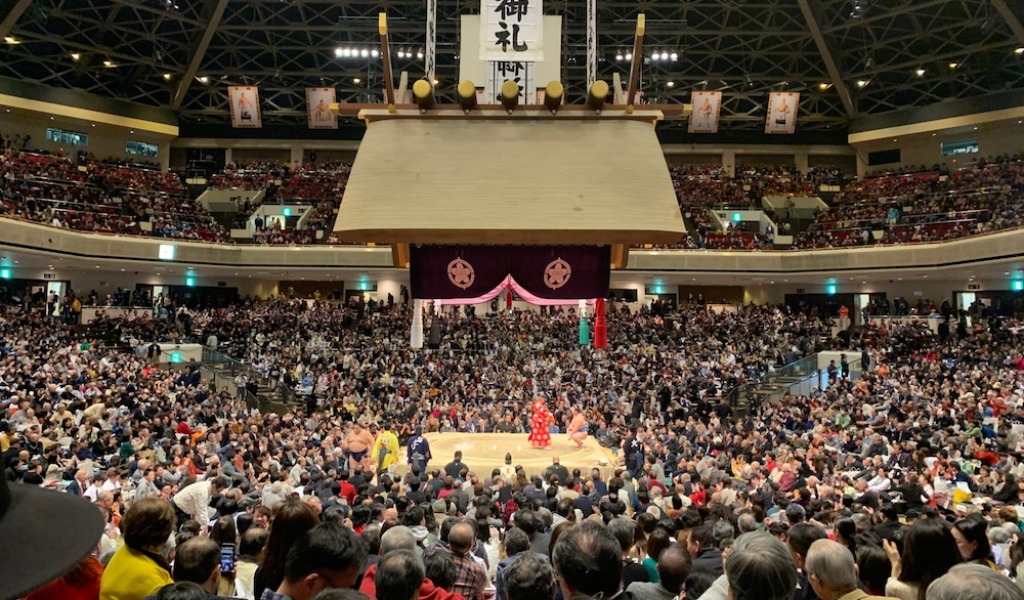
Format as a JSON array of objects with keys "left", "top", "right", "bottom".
[
  {"left": 722, "top": 150, "right": 736, "bottom": 178},
  {"left": 795, "top": 151, "right": 809, "bottom": 175}
]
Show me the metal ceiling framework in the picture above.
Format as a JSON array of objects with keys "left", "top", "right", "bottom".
[{"left": 0, "top": 0, "right": 1023, "bottom": 132}]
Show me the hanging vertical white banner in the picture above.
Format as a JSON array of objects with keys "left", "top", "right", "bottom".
[
  {"left": 765, "top": 92, "right": 800, "bottom": 134},
  {"left": 479, "top": 0, "right": 545, "bottom": 62}
]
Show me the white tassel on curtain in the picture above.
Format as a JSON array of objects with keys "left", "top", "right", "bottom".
[{"left": 411, "top": 299, "right": 424, "bottom": 348}]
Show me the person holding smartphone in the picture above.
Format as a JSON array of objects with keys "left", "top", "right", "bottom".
[{"left": 171, "top": 537, "right": 237, "bottom": 599}]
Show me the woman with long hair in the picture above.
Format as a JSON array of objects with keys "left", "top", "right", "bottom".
[
  {"left": 952, "top": 515, "right": 999, "bottom": 569},
  {"left": 252, "top": 499, "right": 320, "bottom": 595},
  {"left": 883, "top": 519, "right": 960, "bottom": 600},
  {"left": 641, "top": 528, "right": 672, "bottom": 584},
  {"left": 210, "top": 516, "right": 238, "bottom": 597}
]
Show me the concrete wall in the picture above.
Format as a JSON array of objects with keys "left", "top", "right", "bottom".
[
  {"left": 853, "top": 121, "right": 1024, "bottom": 174},
  {"left": 1, "top": 108, "right": 173, "bottom": 168}
]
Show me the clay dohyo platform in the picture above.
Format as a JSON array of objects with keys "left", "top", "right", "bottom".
[{"left": 396, "top": 433, "right": 618, "bottom": 480}]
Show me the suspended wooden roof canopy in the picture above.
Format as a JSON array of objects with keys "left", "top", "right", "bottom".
[{"left": 332, "top": 13, "right": 688, "bottom": 268}]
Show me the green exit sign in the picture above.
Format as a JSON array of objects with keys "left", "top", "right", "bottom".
[{"left": 170, "top": 352, "right": 182, "bottom": 363}]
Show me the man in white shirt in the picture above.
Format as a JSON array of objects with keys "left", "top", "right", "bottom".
[
  {"left": 172, "top": 475, "right": 229, "bottom": 526},
  {"left": 99, "top": 467, "right": 122, "bottom": 493},
  {"left": 866, "top": 467, "right": 892, "bottom": 493}
]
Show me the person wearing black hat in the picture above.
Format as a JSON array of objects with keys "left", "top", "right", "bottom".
[{"left": 0, "top": 470, "right": 105, "bottom": 599}]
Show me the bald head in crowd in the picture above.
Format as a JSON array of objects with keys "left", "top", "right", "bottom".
[{"left": 447, "top": 522, "right": 475, "bottom": 555}]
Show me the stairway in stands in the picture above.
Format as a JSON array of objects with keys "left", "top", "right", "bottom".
[{"left": 730, "top": 354, "right": 820, "bottom": 417}]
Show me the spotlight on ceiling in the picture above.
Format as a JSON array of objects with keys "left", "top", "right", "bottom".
[
  {"left": 915, "top": 68, "right": 925, "bottom": 76},
  {"left": 856, "top": 80, "right": 868, "bottom": 88}
]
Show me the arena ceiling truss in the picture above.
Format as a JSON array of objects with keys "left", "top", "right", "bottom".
[{"left": 1, "top": 0, "right": 1023, "bottom": 133}]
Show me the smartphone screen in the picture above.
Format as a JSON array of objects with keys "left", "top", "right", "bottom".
[{"left": 220, "top": 544, "right": 236, "bottom": 574}]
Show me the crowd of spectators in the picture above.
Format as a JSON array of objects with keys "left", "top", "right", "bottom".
[
  {"left": 6, "top": 291, "right": 1024, "bottom": 600},
  {"left": 0, "top": 153, "right": 229, "bottom": 242},
  {"left": 797, "top": 155, "right": 1024, "bottom": 249},
  {"left": 210, "top": 162, "right": 284, "bottom": 191},
  {"left": 6, "top": 147, "right": 1024, "bottom": 253}
]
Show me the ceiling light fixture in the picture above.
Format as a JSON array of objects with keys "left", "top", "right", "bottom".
[
  {"left": 4, "top": 36, "right": 19, "bottom": 44},
  {"left": 856, "top": 80, "right": 868, "bottom": 88},
  {"left": 1016, "top": 47, "right": 1024, "bottom": 55},
  {"left": 103, "top": 60, "right": 114, "bottom": 67},
  {"left": 70, "top": 52, "right": 80, "bottom": 61},
  {"left": 948, "top": 62, "right": 958, "bottom": 69},
  {"left": 353, "top": 77, "right": 361, "bottom": 83},
  {"left": 915, "top": 68, "right": 925, "bottom": 76},
  {"left": 666, "top": 81, "right": 674, "bottom": 87}
]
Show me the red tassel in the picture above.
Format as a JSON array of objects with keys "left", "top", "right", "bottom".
[
  {"left": 594, "top": 297, "right": 608, "bottom": 349},
  {"left": 506, "top": 286, "right": 513, "bottom": 310}
]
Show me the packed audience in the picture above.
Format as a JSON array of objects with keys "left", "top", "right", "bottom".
[
  {"left": 0, "top": 153, "right": 229, "bottom": 242},
  {"left": 797, "top": 155, "right": 1024, "bottom": 249},
  {"left": 5, "top": 145, "right": 1024, "bottom": 252},
  {"left": 6, "top": 287, "right": 1024, "bottom": 600}
]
